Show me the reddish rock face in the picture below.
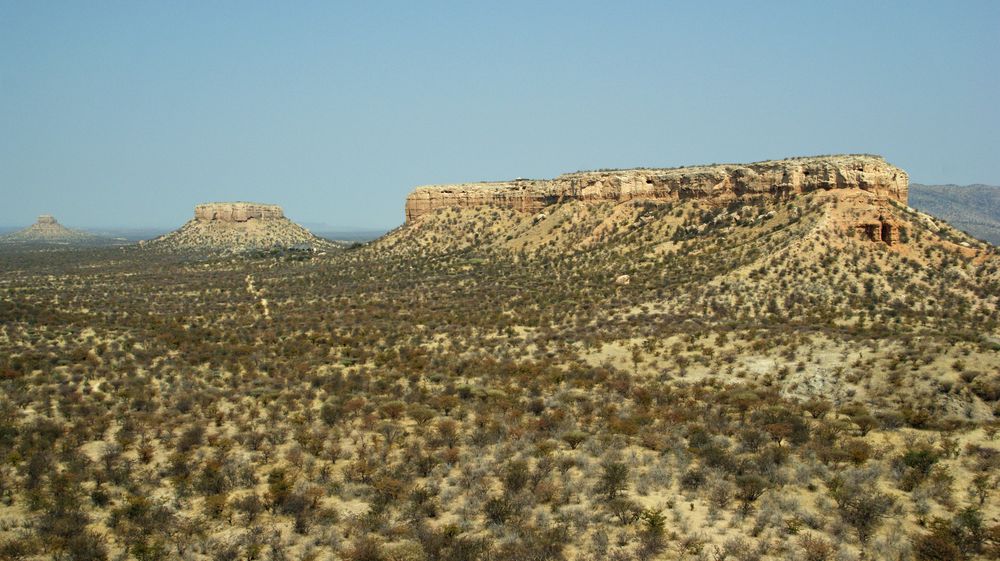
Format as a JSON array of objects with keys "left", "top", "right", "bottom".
[
  {"left": 194, "top": 203, "right": 285, "bottom": 223},
  {"left": 856, "top": 215, "right": 900, "bottom": 246},
  {"left": 404, "top": 155, "right": 909, "bottom": 223}
]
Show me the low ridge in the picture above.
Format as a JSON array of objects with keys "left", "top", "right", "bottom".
[{"left": 146, "top": 202, "right": 334, "bottom": 252}]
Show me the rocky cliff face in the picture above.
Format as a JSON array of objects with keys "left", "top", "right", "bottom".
[
  {"left": 194, "top": 203, "right": 285, "bottom": 223},
  {"left": 405, "top": 155, "right": 908, "bottom": 223},
  {"left": 148, "top": 202, "right": 333, "bottom": 252}
]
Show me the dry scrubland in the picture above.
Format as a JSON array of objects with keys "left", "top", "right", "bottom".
[{"left": 1, "top": 189, "right": 999, "bottom": 561}]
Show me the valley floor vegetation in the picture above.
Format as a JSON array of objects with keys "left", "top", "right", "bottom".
[{"left": 1, "top": 192, "right": 999, "bottom": 560}]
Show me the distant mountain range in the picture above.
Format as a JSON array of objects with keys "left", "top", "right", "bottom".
[{"left": 910, "top": 183, "right": 1000, "bottom": 245}]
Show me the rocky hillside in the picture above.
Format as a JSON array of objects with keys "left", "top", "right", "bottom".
[
  {"left": 380, "top": 155, "right": 1000, "bottom": 418},
  {"left": 405, "top": 154, "right": 908, "bottom": 222},
  {"left": 391, "top": 154, "right": 963, "bottom": 260},
  {"left": 910, "top": 183, "right": 1000, "bottom": 245},
  {"left": 146, "top": 202, "right": 336, "bottom": 252},
  {"left": 0, "top": 215, "right": 110, "bottom": 245}
]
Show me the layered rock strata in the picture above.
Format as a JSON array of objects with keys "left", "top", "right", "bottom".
[
  {"left": 405, "top": 155, "right": 908, "bottom": 223},
  {"left": 194, "top": 203, "right": 285, "bottom": 223}
]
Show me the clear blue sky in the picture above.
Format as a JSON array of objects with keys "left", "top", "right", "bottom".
[{"left": 1, "top": 1, "right": 997, "bottom": 229}]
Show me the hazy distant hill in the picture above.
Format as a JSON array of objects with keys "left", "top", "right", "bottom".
[
  {"left": 910, "top": 183, "right": 1000, "bottom": 245},
  {"left": 0, "top": 215, "right": 116, "bottom": 246}
]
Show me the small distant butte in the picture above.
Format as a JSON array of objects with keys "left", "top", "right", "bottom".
[{"left": 147, "top": 202, "right": 331, "bottom": 251}]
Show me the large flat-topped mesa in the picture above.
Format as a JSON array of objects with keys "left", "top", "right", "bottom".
[
  {"left": 194, "top": 202, "right": 285, "bottom": 223},
  {"left": 405, "top": 155, "right": 909, "bottom": 222}
]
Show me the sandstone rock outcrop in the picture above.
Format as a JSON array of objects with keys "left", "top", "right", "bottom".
[
  {"left": 405, "top": 155, "right": 908, "bottom": 223},
  {"left": 0, "top": 215, "right": 105, "bottom": 245},
  {"left": 194, "top": 203, "right": 285, "bottom": 223},
  {"left": 856, "top": 215, "right": 900, "bottom": 245},
  {"left": 148, "top": 202, "right": 334, "bottom": 252}
]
